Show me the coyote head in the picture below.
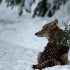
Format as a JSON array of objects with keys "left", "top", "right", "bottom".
[{"left": 35, "top": 19, "right": 60, "bottom": 41}]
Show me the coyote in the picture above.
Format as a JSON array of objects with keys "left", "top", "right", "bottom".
[{"left": 32, "top": 19, "right": 69, "bottom": 70}]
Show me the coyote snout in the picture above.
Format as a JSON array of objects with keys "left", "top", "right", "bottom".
[
  {"left": 35, "top": 28, "right": 48, "bottom": 37},
  {"left": 35, "top": 19, "right": 60, "bottom": 42}
]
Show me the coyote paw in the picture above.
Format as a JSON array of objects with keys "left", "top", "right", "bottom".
[{"left": 32, "top": 65, "right": 37, "bottom": 69}]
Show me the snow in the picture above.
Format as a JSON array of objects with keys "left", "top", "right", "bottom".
[
  {"left": 0, "top": 0, "right": 70, "bottom": 70},
  {"left": 0, "top": 41, "right": 38, "bottom": 70},
  {"left": 0, "top": 0, "right": 47, "bottom": 51},
  {"left": 24, "top": 0, "right": 35, "bottom": 12},
  {"left": 67, "top": 21, "right": 70, "bottom": 30}
]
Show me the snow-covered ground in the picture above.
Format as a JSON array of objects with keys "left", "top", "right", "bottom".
[
  {"left": 0, "top": 41, "right": 38, "bottom": 70},
  {"left": 0, "top": 0, "right": 70, "bottom": 70}
]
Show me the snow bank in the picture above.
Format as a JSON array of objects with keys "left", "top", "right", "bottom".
[{"left": 0, "top": 40, "right": 38, "bottom": 70}]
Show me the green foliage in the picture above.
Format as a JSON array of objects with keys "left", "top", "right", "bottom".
[
  {"left": 33, "top": 0, "right": 47, "bottom": 17},
  {"left": 6, "top": 0, "right": 22, "bottom": 8},
  {"left": 33, "top": 0, "right": 68, "bottom": 17},
  {"left": 55, "top": 29, "right": 70, "bottom": 46},
  {"left": 0, "top": 0, "right": 2, "bottom": 4},
  {"left": 0, "top": 0, "right": 69, "bottom": 16},
  {"left": 62, "top": 0, "right": 68, "bottom": 4},
  {"left": 16, "top": 0, "right": 22, "bottom": 4}
]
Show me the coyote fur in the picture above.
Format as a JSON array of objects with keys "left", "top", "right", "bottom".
[{"left": 32, "top": 19, "right": 69, "bottom": 70}]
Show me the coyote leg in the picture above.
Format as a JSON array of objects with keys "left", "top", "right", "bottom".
[
  {"left": 37, "top": 52, "right": 43, "bottom": 70},
  {"left": 32, "top": 59, "right": 61, "bottom": 69},
  {"left": 38, "top": 52, "right": 43, "bottom": 64},
  {"left": 32, "top": 52, "right": 44, "bottom": 70},
  {"left": 60, "top": 53, "right": 68, "bottom": 65}
]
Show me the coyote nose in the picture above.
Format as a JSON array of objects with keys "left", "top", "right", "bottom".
[{"left": 35, "top": 33, "right": 37, "bottom": 35}]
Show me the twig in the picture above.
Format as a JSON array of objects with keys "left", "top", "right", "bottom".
[
  {"left": 0, "top": 28, "right": 16, "bottom": 34},
  {"left": 58, "top": 11, "right": 68, "bottom": 29}
]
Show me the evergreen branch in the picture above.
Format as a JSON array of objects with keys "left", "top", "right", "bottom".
[{"left": 62, "top": 29, "right": 70, "bottom": 46}]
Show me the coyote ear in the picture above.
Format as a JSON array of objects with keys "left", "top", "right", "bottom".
[
  {"left": 54, "top": 19, "right": 58, "bottom": 23},
  {"left": 53, "top": 19, "right": 58, "bottom": 26}
]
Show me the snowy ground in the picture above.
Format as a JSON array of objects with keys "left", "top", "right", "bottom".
[
  {"left": 0, "top": 41, "right": 38, "bottom": 70},
  {"left": 0, "top": 0, "right": 70, "bottom": 70}
]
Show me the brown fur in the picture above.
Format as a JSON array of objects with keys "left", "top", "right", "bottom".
[
  {"left": 32, "top": 42, "right": 69, "bottom": 70},
  {"left": 33, "top": 19, "right": 69, "bottom": 70}
]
